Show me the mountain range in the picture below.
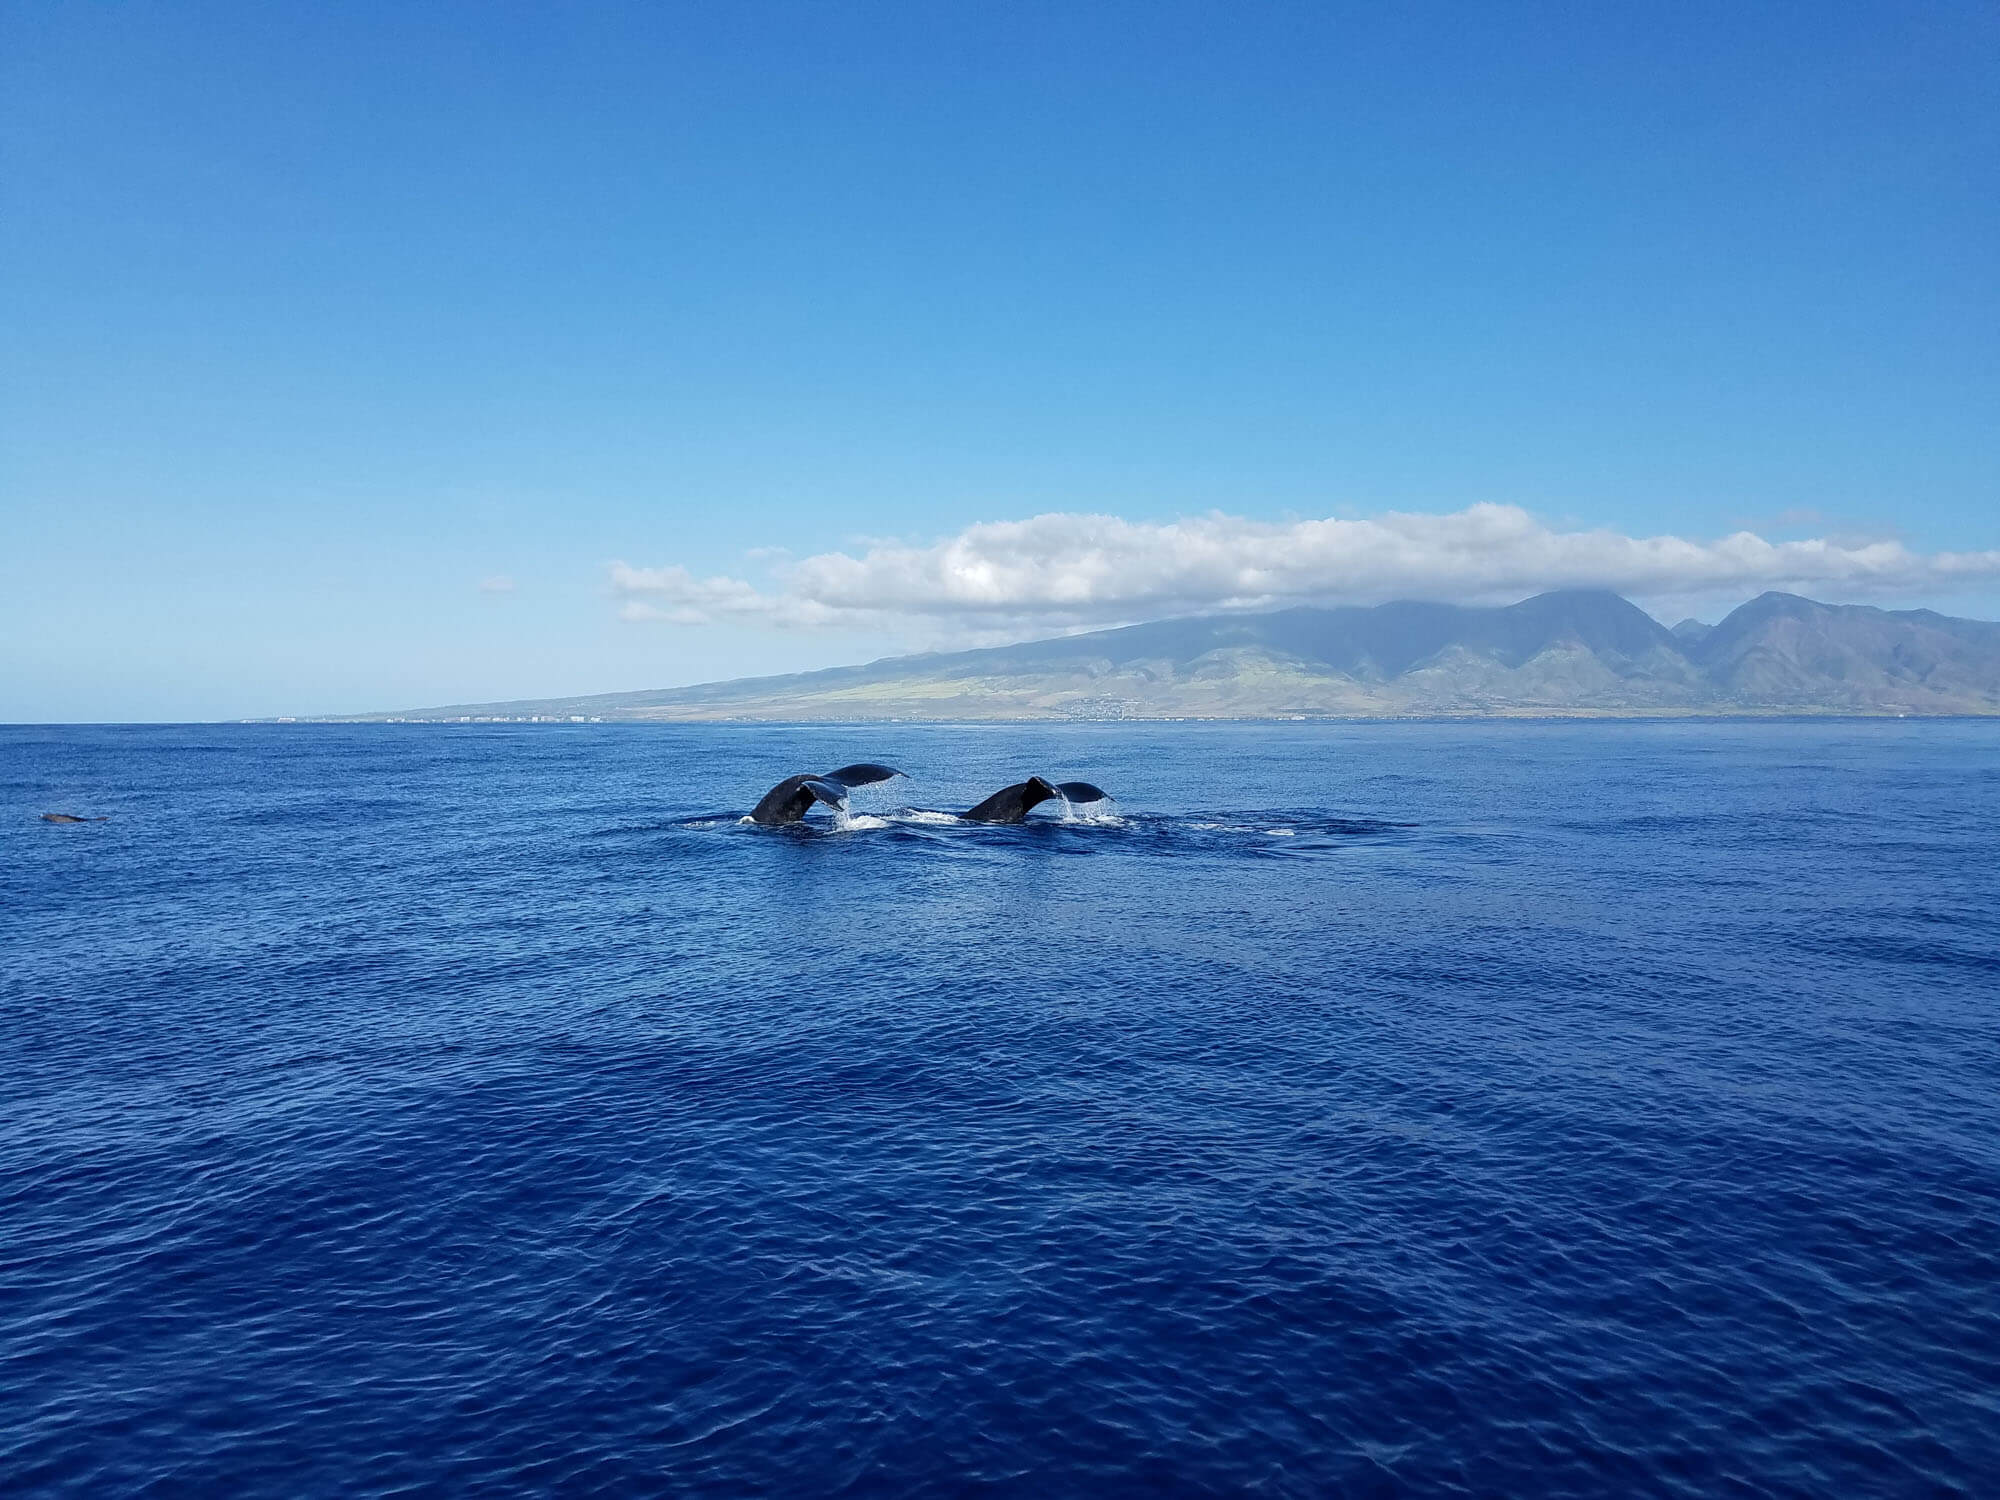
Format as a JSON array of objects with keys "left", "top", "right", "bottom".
[{"left": 328, "top": 591, "right": 2000, "bottom": 721}]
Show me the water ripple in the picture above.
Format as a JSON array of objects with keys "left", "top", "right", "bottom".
[{"left": 3, "top": 721, "right": 1998, "bottom": 1497}]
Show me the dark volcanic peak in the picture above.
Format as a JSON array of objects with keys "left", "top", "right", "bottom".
[{"left": 327, "top": 590, "right": 2000, "bottom": 722}]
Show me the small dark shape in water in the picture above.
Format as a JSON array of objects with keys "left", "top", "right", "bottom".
[
  {"left": 41, "top": 813, "right": 108, "bottom": 824},
  {"left": 750, "top": 762, "right": 905, "bottom": 825},
  {"left": 961, "top": 777, "right": 1109, "bottom": 824}
]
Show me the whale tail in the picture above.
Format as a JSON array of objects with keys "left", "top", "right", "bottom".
[
  {"left": 750, "top": 763, "right": 907, "bottom": 824},
  {"left": 961, "top": 776, "right": 1111, "bottom": 823},
  {"left": 822, "top": 763, "right": 902, "bottom": 789}
]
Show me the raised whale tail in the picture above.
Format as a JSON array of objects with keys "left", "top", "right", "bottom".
[
  {"left": 750, "top": 763, "right": 907, "bottom": 825},
  {"left": 960, "top": 776, "right": 1112, "bottom": 823},
  {"left": 821, "top": 763, "right": 903, "bottom": 790}
]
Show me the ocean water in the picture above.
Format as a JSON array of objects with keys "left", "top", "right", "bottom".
[{"left": 3, "top": 720, "right": 1997, "bottom": 1498}]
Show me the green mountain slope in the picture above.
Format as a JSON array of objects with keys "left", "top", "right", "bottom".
[{"left": 315, "top": 591, "right": 2000, "bottom": 721}]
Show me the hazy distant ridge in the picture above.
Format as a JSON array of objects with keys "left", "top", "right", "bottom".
[{"left": 326, "top": 591, "right": 2000, "bottom": 721}]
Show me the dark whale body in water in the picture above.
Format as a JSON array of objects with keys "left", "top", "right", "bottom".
[
  {"left": 40, "top": 813, "right": 107, "bottom": 824},
  {"left": 750, "top": 763, "right": 905, "bottom": 825},
  {"left": 960, "top": 777, "right": 1109, "bottom": 823}
]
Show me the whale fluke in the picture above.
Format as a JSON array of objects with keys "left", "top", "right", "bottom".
[
  {"left": 820, "top": 763, "right": 903, "bottom": 789},
  {"left": 961, "top": 778, "right": 1056, "bottom": 823},
  {"left": 40, "top": 813, "right": 107, "bottom": 824},
  {"left": 960, "top": 776, "right": 1111, "bottom": 823},
  {"left": 750, "top": 763, "right": 907, "bottom": 825}
]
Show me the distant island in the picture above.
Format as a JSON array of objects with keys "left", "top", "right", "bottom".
[{"left": 306, "top": 590, "right": 2000, "bottom": 722}]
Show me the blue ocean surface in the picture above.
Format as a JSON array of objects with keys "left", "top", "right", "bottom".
[{"left": 3, "top": 720, "right": 1997, "bottom": 1498}]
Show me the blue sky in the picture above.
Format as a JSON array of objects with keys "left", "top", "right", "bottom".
[{"left": 4, "top": 1, "right": 1996, "bottom": 720}]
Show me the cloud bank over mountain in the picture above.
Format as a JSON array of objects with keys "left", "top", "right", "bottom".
[{"left": 612, "top": 505, "right": 2000, "bottom": 634}]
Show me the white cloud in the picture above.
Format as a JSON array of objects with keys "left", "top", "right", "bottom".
[
  {"left": 479, "top": 575, "right": 518, "bottom": 594},
  {"left": 610, "top": 505, "right": 2000, "bottom": 633}
]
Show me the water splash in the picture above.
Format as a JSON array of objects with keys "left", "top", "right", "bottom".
[
  {"left": 829, "top": 808, "right": 889, "bottom": 832},
  {"left": 1057, "top": 790, "right": 1121, "bottom": 825}
]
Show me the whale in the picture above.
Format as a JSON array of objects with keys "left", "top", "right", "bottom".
[
  {"left": 40, "top": 813, "right": 107, "bottom": 824},
  {"left": 750, "top": 763, "right": 906, "bottom": 825},
  {"left": 960, "top": 777, "right": 1109, "bottom": 823}
]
